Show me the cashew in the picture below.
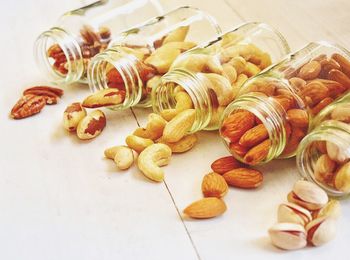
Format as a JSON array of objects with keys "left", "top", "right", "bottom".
[
  {"left": 138, "top": 143, "right": 172, "bottom": 182},
  {"left": 145, "top": 113, "right": 167, "bottom": 140},
  {"left": 242, "top": 62, "right": 261, "bottom": 77},
  {"left": 158, "top": 134, "right": 198, "bottom": 153},
  {"left": 163, "top": 26, "right": 189, "bottom": 44},
  {"left": 175, "top": 91, "right": 193, "bottom": 112},
  {"left": 104, "top": 146, "right": 120, "bottom": 159},
  {"left": 160, "top": 109, "right": 178, "bottom": 121},
  {"left": 146, "top": 75, "right": 162, "bottom": 93},
  {"left": 204, "top": 73, "right": 234, "bottom": 106},
  {"left": 232, "top": 73, "right": 248, "bottom": 98},
  {"left": 125, "top": 135, "right": 153, "bottom": 153},
  {"left": 113, "top": 146, "right": 134, "bottom": 170},
  {"left": 222, "top": 63, "right": 237, "bottom": 84},
  {"left": 228, "top": 56, "right": 246, "bottom": 74},
  {"left": 163, "top": 109, "right": 196, "bottom": 143}
]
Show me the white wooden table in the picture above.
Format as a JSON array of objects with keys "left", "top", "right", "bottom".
[{"left": 1, "top": 1, "right": 349, "bottom": 259}]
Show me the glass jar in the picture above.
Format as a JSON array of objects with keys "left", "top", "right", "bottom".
[
  {"left": 152, "top": 22, "right": 290, "bottom": 132},
  {"left": 87, "top": 6, "right": 221, "bottom": 110},
  {"left": 220, "top": 41, "right": 350, "bottom": 165},
  {"left": 296, "top": 94, "right": 350, "bottom": 197},
  {"left": 35, "top": 0, "right": 165, "bottom": 85}
]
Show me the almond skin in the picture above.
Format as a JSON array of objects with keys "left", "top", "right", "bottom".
[
  {"left": 211, "top": 156, "right": 243, "bottom": 174},
  {"left": 202, "top": 172, "right": 228, "bottom": 198},
  {"left": 220, "top": 111, "right": 256, "bottom": 143},
  {"left": 286, "top": 109, "right": 309, "bottom": 128},
  {"left": 183, "top": 198, "right": 227, "bottom": 219},
  {"left": 223, "top": 168, "right": 263, "bottom": 189},
  {"left": 239, "top": 124, "right": 269, "bottom": 147},
  {"left": 243, "top": 139, "right": 271, "bottom": 165},
  {"left": 332, "top": 53, "right": 350, "bottom": 78},
  {"left": 298, "top": 61, "right": 321, "bottom": 80}
]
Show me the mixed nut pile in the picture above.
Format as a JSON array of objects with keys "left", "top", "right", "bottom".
[
  {"left": 221, "top": 53, "right": 350, "bottom": 165},
  {"left": 47, "top": 25, "right": 112, "bottom": 77},
  {"left": 269, "top": 180, "right": 340, "bottom": 250}
]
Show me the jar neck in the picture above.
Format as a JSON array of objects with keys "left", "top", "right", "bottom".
[
  {"left": 222, "top": 93, "right": 287, "bottom": 163},
  {"left": 153, "top": 69, "right": 213, "bottom": 132},
  {"left": 88, "top": 47, "right": 143, "bottom": 110},
  {"left": 34, "top": 27, "right": 84, "bottom": 84},
  {"left": 297, "top": 120, "right": 350, "bottom": 197}
]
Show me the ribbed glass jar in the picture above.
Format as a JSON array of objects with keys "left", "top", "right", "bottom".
[
  {"left": 87, "top": 6, "right": 221, "bottom": 109},
  {"left": 35, "top": 0, "right": 164, "bottom": 85},
  {"left": 297, "top": 94, "right": 350, "bottom": 197},
  {"left": 220, "top": 41, "right": 350, "bottom": 165},
  {"left": 152, "top": 22, "right": 290, "bottom": 132}
]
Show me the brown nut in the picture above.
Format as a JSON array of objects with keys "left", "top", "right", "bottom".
[
  {"left": 201, "top": 172, "right": 228, "bottom": 198},
  {"left": 76, "top": 110, "right": 106, "bottom": 140},
  {"left": 63, "top": 102, "right": 87, "bottom": 132},
  {"left": 82, "top": 88, "right": 125, "bottom": 108}
]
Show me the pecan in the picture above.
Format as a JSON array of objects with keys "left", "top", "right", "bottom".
[{"left": 10, "top": 94, "right": 46, "bottom": 119}]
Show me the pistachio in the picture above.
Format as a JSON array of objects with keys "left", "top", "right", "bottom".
[
  {"left": 316, "top": 200, "right": 341, "bottom": 219},
  {"left": 288, "top": 180, "right": 328, "bottom": 210},
  {"left": 326, "top": 141, "right": 350, "bottom": 163},
  {"left": 334, "top": 161, "right": 350, "bottom": 192},
  {"left": 306, "top": 217, "right": 337, "bottom": 246},
  {"left": 330, "top": 103, "right": 350, "bottom": 123},
  {"left": 277, "top": 202, "right": 312, "bottom": 226},
  {"left": 268, "top": 223, "right": 307, "bottom": 250},
  {"left": 314, "top": 154, "right": 337, "bottom": 186}
]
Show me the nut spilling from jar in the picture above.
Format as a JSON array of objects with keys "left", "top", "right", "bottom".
[
  {"left": 158, "top": 31, "right": 273, "bottom": 130},
  {"left": 269, "top": 180, "right": 340, "bottom": 250},
  {"left": 47, "top": 25, "right": 111, "bottom": 77},
  {"left": 88, "top": 26, "right": 198, "bottom": 107},
  {"left": 221, "top": 52, "right": 350, "bottom": 165}
]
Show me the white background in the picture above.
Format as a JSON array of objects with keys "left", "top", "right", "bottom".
[{"left": 1, "top": 0, "right": 349, "bottom": 259}]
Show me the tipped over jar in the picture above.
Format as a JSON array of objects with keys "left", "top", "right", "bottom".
[
  {"left": 297, "top": 94, "right": 350, "bottom": 197},
  {"left": 220, "top": 41, "right": 350, "bottom": 166},
  {"left": 86, "top": 6, "right": 221, "bottom": 110},
  {"left": 152, "top": 22, "right": 290, "bottom": 132},
  {"left": 35, "top": 0, "right": 164, "bottom": 84}
]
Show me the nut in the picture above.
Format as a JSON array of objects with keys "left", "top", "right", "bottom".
[
  {"left": 238, "top": 124, "right": 269, "bottom": 148},
  {"left": 220, "top": 111, "right": 256, "bottom": 143},
  {"left": 326, "top": 141, "right": 349, "bottom": 163},
  {"left": 63, "top": 102, "right": 87, "bottom": 132},
  {"left": 330, "top": 103, "right": 350, "bottom": 123},
  {"left": 242, "top": 62, "right": 261, "bottom": 77},
  {"left": 268, "top": 223, "right": 307, "bottom": 250},
  {"left": 144, "top": 113, "right": 167, "bottom": 140},
  {"left": 82, "top": 88, "right": 125, "bottom": 108},
  {"left": 229, "top": 142, "right": 249, "bottom": 157},
  {"left": 162, "top": 109, "right": 195, "bottom": 143},
  {"left": 334, "top": 161, "right": 350, "bottom": 192},
  {"left": 298, "top": 61, "right": 321, "bottom": 80},
  {"left": 183, "top": 197, "right": 227, "bottom": 219},
  {"left": 137, "top": 143, "right": 172, "bottom": 182},
  {"left": 201, "top": 172, "right": 228, "bottom": 198},
  {"left": 300, "top": 80, "right": 329, "bottom": 107},
  {"left": 10, "top": 94, "right": 46, "bottom": 119},
  {"left": 76, "top": 110, "right": 106, "bottom": 140},
  {"left": 332, "top": 53, "right": 350, "bottom": 78},
  {"left": 328, "top": 69, "right": 350, "bottom": 89},
  {"left": 286, "top": 109, "right": 309, "bottom": 128},
  {"left": 205, "top": 73, "right": 234, "bottom": 106},
  {"left": 175, "top": 91, "right": 193, "bottom": 112},
  {"left": 157, "top": 134, "right": 197, "bottom": 153},
  {"left": 23, "top": 86, "right": 63, "bottom": 105},
  {"left": 113, "top": 146, "right": 134, "bottom": 170},
  {"left": 160, "top": 109, "right": 178, "bottom": 121},
  {"left": 243, "top": 139, "right": 271, "bottom": 165},
  {"left": 222, "top": 63, "right": 237, "bottom": 84},
  {"left": 287, "top": 180, "right": 328, "bottom": 210},
  {"left": 211, "top": 156, "right": 243, "bottom": 174},
  {"left": 316, "top": 200, "right": 341, "bottom": 219},
  {"left": 125, "top": 135, "right": 154, "bottom": 154},
  {"left": 314, "top": 154, "right": 336, "bottom": 184},
  {"left": 104, "top": 146, "right": 121, "bottom": 159},
  {"left": 306, "top": 217, "right": 337, "bottom": 246},
  {"left": 277, "top": 202, "right": 312, "bottom": 226},
  {"left": 223, "top": 168, "right": 263, "bottom": 189},
  {"left": 163, "top": 26, "right": 189, "bottom": 44}
]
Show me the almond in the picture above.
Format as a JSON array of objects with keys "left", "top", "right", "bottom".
[
  {"left": 243, "top": 139, "right": 271, "bottom": 165},
  {"left": 183, "top": 197, "right": 227, "bottom": 219},
  {"left": 328, "top": 69, "right": 350, "bottom": 89},
  {"left": 274, "top": 94, "right": 296, "bottom": 111},
  {"left": 300, "top": 81, "right": 329, "bottom": 107},
  {"left": 201, "top": 172, "right": 228, "bottom": 198},
  {"left": 223, "top": 168, "right": 263, "bottom": 188},
  {"left": 220, "top": 111, "right": 256, "bottom": 143},
  {"left": 239, "top": 124, "right": 269, "bottom": 147},
  {"left": 282, "top": 126, "right": 306, "bottom": 156},
  {"left": 311, "top": 97, "right": 334, "bottom": 115},
  {"left": 286, "top": 109, "right": 309, "bottom": 128},
  {"left": 211, "top": 156, "right": 243, "bottom": 174},
  {"left": 331, "top": 53, "right": 350, "bottom": 78},
  {"left": 298, "top": 61, "right": 321, "bottom": 80},
  {"left": 229, "top": 142, "right": 249, "bottom": 157}
]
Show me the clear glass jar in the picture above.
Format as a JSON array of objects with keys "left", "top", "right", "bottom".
[
  {"left": 152, "top": 22, "right": 290, "bottom": 132},
  {"left": 220, "top": 41, "right": 350, "bottom": 165},
  {"left": 87, "top": 6, "right": 221, "bottom": 110},
  {"left": 35, "top": 0, "right": 165, "bottom": 85},
  {"left": 296, "top": 94, "right": 350, "bottom": 197}
]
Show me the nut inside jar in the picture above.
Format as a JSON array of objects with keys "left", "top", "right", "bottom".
[{"left": 220, "top": 42, "right": 350, "bottom": 165}]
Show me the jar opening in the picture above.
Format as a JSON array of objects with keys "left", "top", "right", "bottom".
[
  {"left": 154, "top": 69, "right": 213, "bottom": 132},
  {"left": 34, "top": 27, "right": 84, "bottom": 84},
  {"left": 88, "top": 49, "right": 144, "bottom": 110}
]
